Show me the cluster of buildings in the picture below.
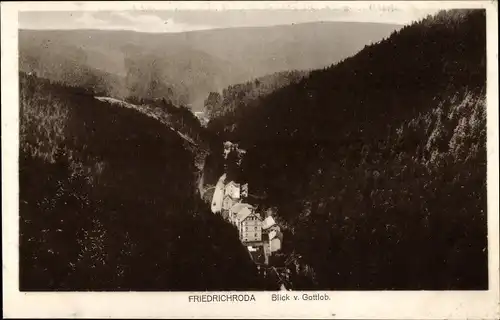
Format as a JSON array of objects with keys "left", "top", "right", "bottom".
[
  {"left": 211, "top": 167, "right": 282, "bottom": 265},
  {"left": 206, "top": 141, "right": 289, "bottom": 289}
]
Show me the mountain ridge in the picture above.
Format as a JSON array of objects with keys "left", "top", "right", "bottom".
[
  {"left": 19, "top": 21, "right": 401, "bottom": 110},
  {"left": 19, "top": 20, "right": 404, "bottom": 34}
]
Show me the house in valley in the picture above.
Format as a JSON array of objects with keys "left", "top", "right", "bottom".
[
  {"left": 262, "top": 215, "right": 283, "bottom": 263},
  {"left": 220, "top": 180, "right": 245, "bottom": 220},
  {"left": 211, "top": 192, "right": 224, "bottom": 214},
  {"left": 224, "top": 181, "right": 241, "bottom": 200},
  {"left": 262, "top": 232, "right": 282, "bottom": 265},
  {"left": 269, "top": 231, "right": 283, "bottom": 253},
  {"left": 229, "top": 203, "right": 254, "bottom": 225},
  {"left": 222, "top": 194, "right": 238, "bottom": 212},
  {"left": 211, "top": 174, "right": 226, "bottom": 214},
  {"left": 236, "top": 209, "right": 263, "bottom": 244},
  {"left": 262, "top": 216, "right": 276, "bottom": 230}
]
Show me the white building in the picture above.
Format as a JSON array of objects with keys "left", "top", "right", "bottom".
[
  {"left": 236, "top": 210, "right": 263, "bottom": 244},
  {"left": 224, "top": 181, "right": 241, "bottom": 199},
  {"left": 222, "top": 194, "right": 238, "bottom": 212},
  {"left": 262, "top": 216, "right": 276, "bottom": 230},
  {"left": 211, "top": 174, "right": 226, "bottom": 214}
]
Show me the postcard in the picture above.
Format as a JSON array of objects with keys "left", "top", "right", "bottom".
[{"left": 2, "top": 1, "right": 499, "bottom": 318}]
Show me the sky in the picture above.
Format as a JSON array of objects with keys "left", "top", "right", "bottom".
[{"left": 19, "top": 8, "right": 440, "bottom": 33}]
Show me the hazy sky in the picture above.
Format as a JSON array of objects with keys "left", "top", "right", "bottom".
[{"left": 19, "top": 8, "right": 440, "bottom": 33}]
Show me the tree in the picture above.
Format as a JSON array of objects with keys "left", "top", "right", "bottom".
[{"left": 204, "top": 91, "right": 222, "bottom": 119}]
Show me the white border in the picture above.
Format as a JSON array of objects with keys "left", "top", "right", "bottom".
[{"left": 2, "top": 1, "right": 499, "bottom": 319}]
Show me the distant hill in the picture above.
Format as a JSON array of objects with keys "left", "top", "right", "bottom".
[
  {"left": 19, "top": 21, "right": 401, "bottom": 110},
  {"left": 208, "top": 9, "right": 488, "bottom": 290},
  {"left": 19, "top": 73, "right": 268, "bottom": 290}
]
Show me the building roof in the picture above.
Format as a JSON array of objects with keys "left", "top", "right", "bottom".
[
  {"left": 225, "top": 182, "right": 241, "bottom": 198},
  {"left": 226, "top": 180, "right": 240, "bottom": 187},
  {"left": 262, "top": 216, "right": 276, "bottom": 230},
  {"left": 230, "top": 202, "right": 254, "bottom": 214},
  {"left": 224, "top": 193, "right": 235, "bottom": 201},
  {"left": 236, "top": 207, "right": 253, "bottom": 222}
]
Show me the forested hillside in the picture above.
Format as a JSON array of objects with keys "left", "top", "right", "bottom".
[
  {"left": 96, "top": 95, "right": 219, "bottom": 172},
  {"left": 205, "top": 70, "right": 307, "bottom": 125},
  {"left": 19, "top": 46, "right": 125, "bottom": 97},
  {"left": 208, "top": 9, "right": 488, "bottom": 289},
  {"left": 19, "top": 73, "right": 267, "bottom": 290},
  {"left": 19, "top": 21, "right": 399, "bottom": 110}
]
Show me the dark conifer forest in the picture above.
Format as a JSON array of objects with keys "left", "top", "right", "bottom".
[
  {"left": 19, "top": 73, "right": 269, "bottom": 290},
  {"left": 207, "top": 9, "right": 488, "bottom": 289}
]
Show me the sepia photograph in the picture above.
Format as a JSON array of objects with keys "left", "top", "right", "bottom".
[{"left": 2, "top": 1, "right": 499, "bottom": 319}]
